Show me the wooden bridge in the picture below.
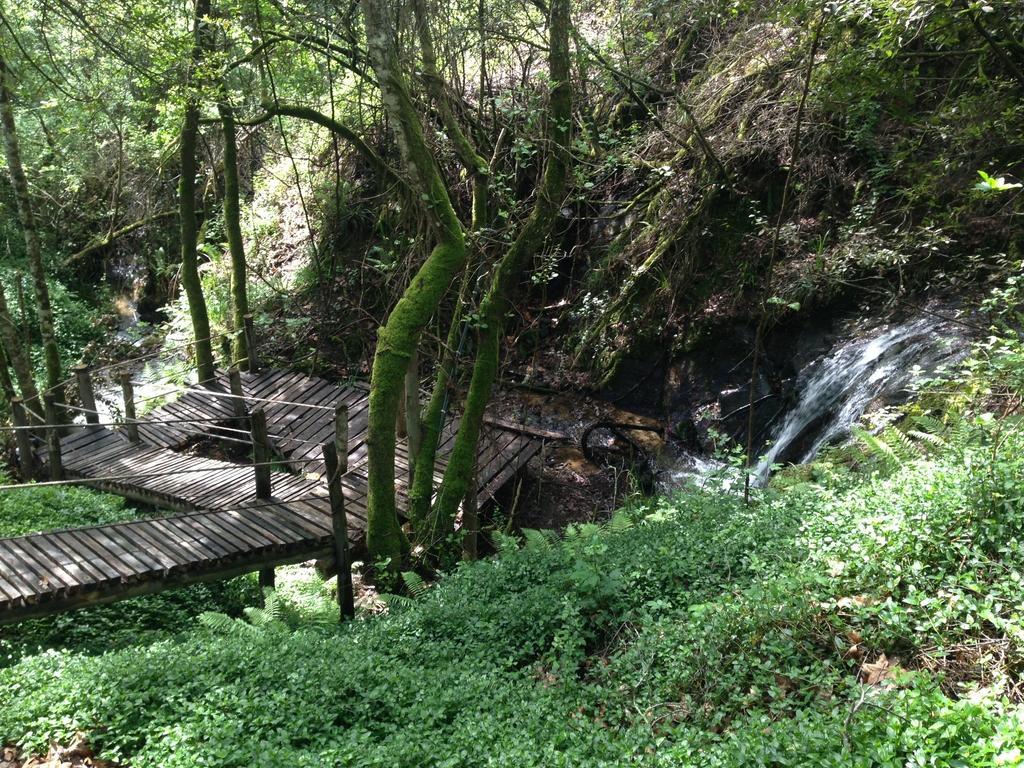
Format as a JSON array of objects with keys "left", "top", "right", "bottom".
[{"left": 0, "top": 359, "right": 540, "bottom": 623}]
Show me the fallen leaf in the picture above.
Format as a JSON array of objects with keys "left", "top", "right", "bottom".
[{"left": 860, "top": 653, "right": 899, "bottom": 686}]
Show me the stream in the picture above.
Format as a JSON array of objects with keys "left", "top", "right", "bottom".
[
  {"left": 750, "top": 312, "right": 964, "bottom": 484},
  {"left": 661, "top": 307, "right": 968, "bottom": 490},
  {"left": 85, "top": 255, "right": 197, "bottom": 423}
]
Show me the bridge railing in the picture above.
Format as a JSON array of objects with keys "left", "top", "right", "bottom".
[
  {"left": 2, "top": 314, "right": 358, "bottom": 618},
  {"left": 10, "top": 315, "right": 262, "bottom": 480}
]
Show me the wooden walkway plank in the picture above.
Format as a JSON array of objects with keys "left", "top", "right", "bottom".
[
  {"left": 3, "top": 366, "right": 542, "bottom": 624},
  {"left": 26, "top": 533, "right": 110, "bottom": 586}
]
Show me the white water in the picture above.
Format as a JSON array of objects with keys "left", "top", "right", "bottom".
[{"left": 751, "top": 314, "right": 960, "bottom": 484}]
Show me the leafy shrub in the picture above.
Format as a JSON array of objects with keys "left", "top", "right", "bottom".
[{"left": 4, "top": 414, "right": 1024, "bottom": 765}]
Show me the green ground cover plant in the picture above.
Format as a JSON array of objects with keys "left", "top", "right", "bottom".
[{"left": 3, "top": 347, "right": 1024, "bottom": 765}]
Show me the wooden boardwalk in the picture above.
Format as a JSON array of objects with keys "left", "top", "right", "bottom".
[{"left": 0, "top": 368, "right": 541, "bottom": 622}]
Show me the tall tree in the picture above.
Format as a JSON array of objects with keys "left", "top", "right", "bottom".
[
  {"left": 405, "top": 0, "right": 492, "bottom": 526},
  {"left": 179, "top": 0, "right": 216, "bottom": 383},
  {"left": 0, "top": 284, "right": 39, "bottom": 409},
  {"left": 428, "top": 0, "right": 573, "bottom": 536},
  {"left": 0, "top": 54, "right": 63, "bottom": 402},
  {"left": 218, "top": 98, "right": 250, "bottom": 368},
  {"left": 411, "top": 0, "right": 490, "bottom": 231},
  {"left": 0, "top": 346, "right": 15, "bottom": 404},
  {"left": 360, "top": 0, "right": 468, "bottom": 569}
]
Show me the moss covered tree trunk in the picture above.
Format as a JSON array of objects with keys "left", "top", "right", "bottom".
[
  {"left": 411, "top": 0, "right": 489, "bottom": 230},
  {"left": 361, "top": 0, "right": 467, "bottom": 569},
  {"left": 179, "top": 0, "right": 216, "bottom": 384},
  {"left": 218, "top": 99, "right": 250, "bottom": 368},
  {"left": 405, "top": 0, "right": 492, "bottom": 532},
  {"left": 0, "top": 56, "right": 62, "bottom": 403},
  {"left": 430, "top": 0, "right": 572, "bottom": 533},
  {"left": 408, "top": 267, "right": 470, "bottom": 527},
  {"left": 0, "top": 347, "right": 15, "bottom": 404}
]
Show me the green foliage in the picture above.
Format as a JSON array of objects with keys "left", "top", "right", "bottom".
[
  {"left": 975, "top": 170, "right": 1023, "bottom": 192},
  {"left": 0, "top": 271, "right": 106, "bottom": 390},
  {"left": 6, "top": 398, "right": 1024, "bottom": 765},
  {"left": 0, "top": 476, "right": 133, "bottom": 537}
]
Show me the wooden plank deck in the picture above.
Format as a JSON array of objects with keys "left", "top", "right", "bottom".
[
  {"left": 0, "top": 368, "right": 542, "bottom": 623},
  {"left": 126, "top": 368, "right": 541, "bottom": 512}
]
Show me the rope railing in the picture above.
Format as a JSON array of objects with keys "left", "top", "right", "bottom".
[
  {"left": 24, "top": 329, "right": 243, "bottom": 405},
  {"left": 0, "top": 456, "right": 335, "bottom": 492},
  {"left": 120, "top": 379, "right": 340, "bottom": 413},
  {"left": 1, "top": 414, "right": 242, "bottom": 433},
  {"left": 7, "top": 319, "right": 361, "bottom": 488},
  {"left": 4, "top": 408, "right": 338, "bottom": 447},
  {"left": 82, "top": 329, "right": 241, "bottom": 378},
  {"left": 2, "top": 382, "right": 358, "bottom": 619}
]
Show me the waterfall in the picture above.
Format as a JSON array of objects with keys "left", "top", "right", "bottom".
[
  {"left": 752, "top": 314, "right": 961, "bottom": 484},
  {"left": 107, "top": 250, "right": 149, "bottom": 338}
]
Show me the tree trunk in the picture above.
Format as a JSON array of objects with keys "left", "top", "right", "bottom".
[
  {"left": 408, "top": 267, "right": 470, "bottom": 528},
  {"left": 361, "top": 0, "right": 467, "bottom": 570},
  {"left": 0, "top": 56, "right": 63, "bottom": 400},
  {"left": 218, "top": 99, "right": 250, "bottom": 368},
  {"left": 411, "top": 0, "right": 489, "bottom": 230},
  {"left": 404, "top": 349, "right": 421, "bottom": 481},
  {"left": 403, "top": 0, "right": 492, "bottom": 536},
  {"left": 179, "top": 0, "right": 216, "bottom": 384},
  {"left": 65, "top": 209, "right": 178, "bottom": 265},
  {"left": 0, "top": 346, "right": 15, "bottom": 404},
  {"left": 0, "top": 285, "right": 39, "bottom": 410},
  {"left": 430, "top": 0, "right": 572, "bottom": 533},
  {"left": 258, "top": 102, "right": 397, "bottom": 184}
]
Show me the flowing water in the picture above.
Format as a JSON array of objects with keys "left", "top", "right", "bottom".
[
  {"left": 107, "top": 250, "right": 149, "bottom": 338},
  {"left": 750, "top": 312, "right": 964, "bottom": 484},
  {"left": 82, "top": 253, "right": 196, "bottom": 423},
  {"left": 655, "top": 310, "right": 967, "bottom": 492}
]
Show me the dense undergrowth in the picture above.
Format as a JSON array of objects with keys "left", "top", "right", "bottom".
[{"left": 3, "top": 327, "right": 1024, "bottom": 766}]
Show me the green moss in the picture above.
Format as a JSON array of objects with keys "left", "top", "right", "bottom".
[{"left": 430, "top": 0, "right": 573, "bottom": 540}]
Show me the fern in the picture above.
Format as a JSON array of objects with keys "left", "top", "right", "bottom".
[
  {"left": 198, "top": 610, "right": 237, "bottom": 634},
  {"left": 402, "top": 571, "right": 429, "bottom": 598},
  {"left": 886, "top": 428, "right": 923, "bottom": 461},
  {"left": 240, "top": 589, "right": 289, "bottom": 631},
  {"left": 606, "top": 513, "right": 635, "bottom": 534},
  {"left": 379, "top": 593, "right": 415, "bottom": 611},
  {"left": 522, "top": 528, "right": 554, "bottom": 552},
  {"left": 907, "top": 429, "right": 946, "bottom": 450},
  {"left": 491, "top": 531, "right": 521, "bottom": 556},
  {"left": 853, "top": 425, "right": 902, "bottom": 469},
  {"left": 911, "top": 414, "right": 946, "bottom": 434}
]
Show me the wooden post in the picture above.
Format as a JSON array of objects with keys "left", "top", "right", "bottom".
[
  {"left": 74, "top": 364, "right": 99, "bottom": 424},
  {"left": 395, "top": 383, "right": 407, "bottom": 439},
  {"left": 220, "top": 333, "right": 232, "bottom": 367},
  {"left": 43, "top": 393, "right": 63, "bottom": 481},
  {"left": 250, "top": 406, "right": 271, "bottom": 499},
  {"left": 120, "top": 372, "right": 139, "bottom": 443},
  {"left": 253, "top": 398, "right": 273, "bottom": 597},
  {"left": 11, "top": 398, "right": 35, "bottom": 480},
  {"left": 323, "top": 434, "right": 354, "bottom": 619},
  {"left": 334, "top": 403, "right": 349, "bottom": 461},
  {"left": 243, "top": 314, "right": 259, "bottom": 372},
  {"left": 228, "top": 366, "right": 248, "bottom": 427},
  {"left": 258, "top": 567, "right": 275, "bottom": 592}
]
